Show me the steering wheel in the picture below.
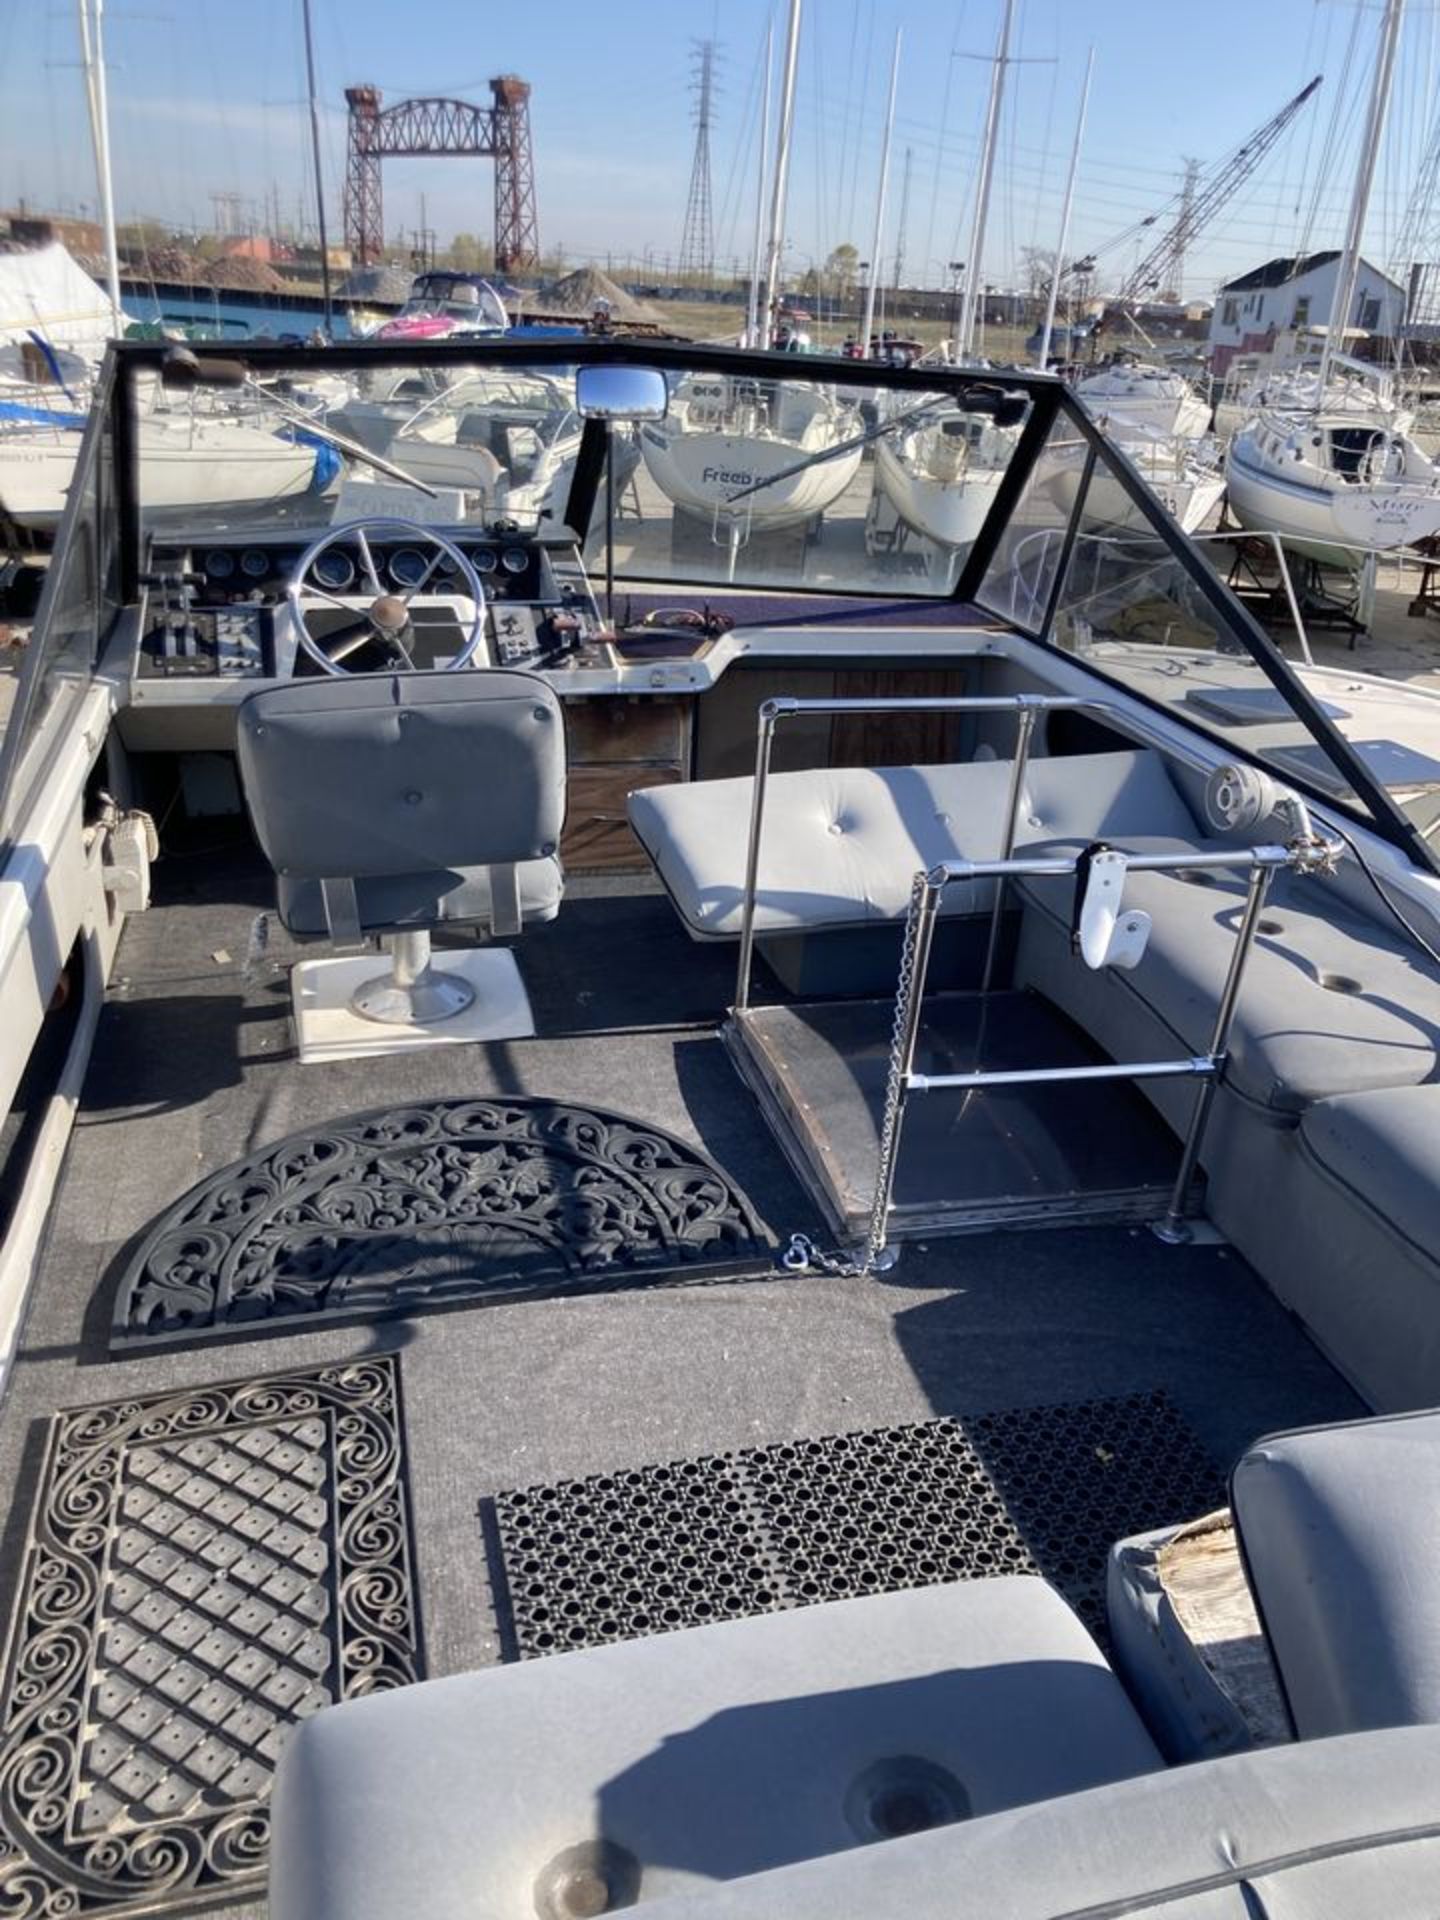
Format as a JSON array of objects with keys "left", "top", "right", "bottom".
[{"left": 287, "top": 517, "right": 487, "bottom": 676}]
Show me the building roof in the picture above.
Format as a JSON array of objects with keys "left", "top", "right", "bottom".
[{"left": 1219, "top": 251, "right": 1402, "bottom": 295}]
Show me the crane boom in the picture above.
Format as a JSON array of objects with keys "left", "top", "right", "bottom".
[{"left": 1114, "top": 75, "right": 1322, "bottom": 303}]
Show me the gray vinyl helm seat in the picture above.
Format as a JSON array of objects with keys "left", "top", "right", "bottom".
[{"left": 236, "top": 671, "right": 566, "bottom": 1049}]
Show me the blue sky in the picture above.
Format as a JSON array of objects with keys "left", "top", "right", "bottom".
[{"left": 3, "top": 0, "right": 1439, "bottom": 299}]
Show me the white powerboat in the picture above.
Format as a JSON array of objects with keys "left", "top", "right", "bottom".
[{"left": 640, "top": 376, "right": 862, "bottom": 533}]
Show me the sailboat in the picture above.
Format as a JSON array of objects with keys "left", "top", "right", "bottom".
[
  {"left": 1075, "top": 358, "right": 1213, "bottom": 440},
  {"left": 1224, "top": 0, "right": 1440, "bottom": 567},
  {"left": 640, "top": 376, "right": 862, "bottom": 533},
  {"left": 1047, "top": 425, "right": 1226, "bottom": 536},
  {"left": 871, "top": 403, "right": 1019, "bottom": 550}
]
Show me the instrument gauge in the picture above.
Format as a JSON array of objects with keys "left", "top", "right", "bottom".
[
  {"left": 313, "top": 549, "right": 356, "bottom": 592},
  {"left": 472, "top": 547, "right": 498, "bottom": 575},
  {"left": 501, "top": 547, "right": 529, "bottom": 575},
  {"left": 203, "top": 548, "right": 235, "bottom": 582},
  {"left": 240, "top": 549, "right": 271, "bottom": 581},
  {"left": 388, "top": 546, "right": 430, "bottom": 589}
]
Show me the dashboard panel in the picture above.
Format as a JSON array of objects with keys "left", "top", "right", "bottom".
[{"left": 135, "top": 526, "right": 601, "bottom": 684}]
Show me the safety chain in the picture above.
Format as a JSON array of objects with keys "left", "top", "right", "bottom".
[{"left": 775, "top": 868, "right": 932, "bottom": 1281}]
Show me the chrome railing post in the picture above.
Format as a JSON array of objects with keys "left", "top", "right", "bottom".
[
  {"left": 978, "top": 699, "right": 1038, "bottom": 999},
  {"left": 864, "top": 866, "right": 944, "bottom": 1272},
  {"left": 733, "top": 697, "right": 786, "bottom": 1014},
  {"left": 1153, "top": 859, "right": 1274, "bottom": 1244}
]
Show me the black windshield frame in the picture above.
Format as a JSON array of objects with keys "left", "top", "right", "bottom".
[{"left": 90, "top": 335, "right": 1437, "bottom": 872}]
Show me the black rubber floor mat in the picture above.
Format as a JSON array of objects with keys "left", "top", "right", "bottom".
[
  {"left": 0, "top": 1355, "right": 419, "bottom": 1916},
  {"left": 492, "top": 1390, "right": 1224, "bottom": 1658},
  {"left": 112, "top": 1097, "right": 768, "bottom": 1351}
]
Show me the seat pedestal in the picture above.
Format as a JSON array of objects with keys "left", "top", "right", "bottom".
[{"left": 291, "top": 933, "right": 535, "bottom": 1064}]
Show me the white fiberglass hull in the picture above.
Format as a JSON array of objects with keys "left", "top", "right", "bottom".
[
  {"left": 1226, "top": 430, "right": 1440, "bottom": 568},
  {"left": 0, "top": 418, "right": 324, "bottom": 531},
  {"left": 639, "top": 424, "right": 861, "bottom": 533},
  {"left": 1075, "top": 385, "right": 1211, "bottom": 442},
  {"left": 1047, "top": 449, "right": 1225, "bottom": 536},
  {"left": 873, "top": 437, "right": 1004, "bottom": 548}
]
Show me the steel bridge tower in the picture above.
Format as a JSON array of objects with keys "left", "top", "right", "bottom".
[
  {"left": 343, "top": 76, "right": 540, "bottom": 272},
  {"left": 678, "top": 40, "right": 717, "bottom": 281}
]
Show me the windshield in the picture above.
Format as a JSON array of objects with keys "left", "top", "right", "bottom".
[
  {"left": 123, "top": 348, "right": 1035, "bottom": 599},
  {"left": 980, "top": 433, "right": 1440, "bottom": 847},
  {"left": 10, "top": 336, "right": 1430, "bottom": 867}
]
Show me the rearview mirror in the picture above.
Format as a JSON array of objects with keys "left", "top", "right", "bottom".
[
  {"left": 575, "top": 364, "right": 668, "bottom": 423},
  {"left": 161, "top": 347, "right": 249, "bottom": 389}
]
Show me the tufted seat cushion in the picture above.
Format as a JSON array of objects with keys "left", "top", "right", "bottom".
[
  {"left": 269, "top": 1576, "right": 1162, "bottom": 1920},
  {"left": 627, "top": 750, "right": 1200, "bottom": 941}
]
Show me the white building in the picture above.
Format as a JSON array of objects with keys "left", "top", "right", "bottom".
[{"left": 1207, "top": 251, "right": 1404, "bottom": 373}]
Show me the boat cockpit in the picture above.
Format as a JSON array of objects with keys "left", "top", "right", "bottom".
[{"left": 3, "top": 335, "right": 1440, "bottom": 1917}]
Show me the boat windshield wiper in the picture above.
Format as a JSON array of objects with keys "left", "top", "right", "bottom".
[
  {"left": 247, "top": 381, "right": 441, "bottom": 500},
  {"left": 724, "top": 396, "right": 945, "bottom": 505}
]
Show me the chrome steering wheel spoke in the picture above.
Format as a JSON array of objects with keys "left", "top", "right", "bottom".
[{"left": 286, "top": 517, "right": 487, "bottom": 678}]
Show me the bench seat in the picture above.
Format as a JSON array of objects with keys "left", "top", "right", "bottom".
[
  {"left": 608, "top": 1726, "right": 1440, "bottom": 1920},
  {"left": 626, "top": 749, "right": 1201, "bottom": 941},
  {"left": 270, "top": 1576, "right": 1162, "bottom": 1920},
  {"left": 1014, "top": 850, "right": 1440, "bottom": 1120}
]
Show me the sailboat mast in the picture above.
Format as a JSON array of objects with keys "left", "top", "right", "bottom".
[
  {"left": 860, "top": 29, "right": 902, "bottom": 355},
  {"left": 759, "top": 0, "right": 804, "bottom": 350},
  {"left": 1037, "top": 47, "right": 1094, "bottom": 368},
  {"left": 301, "top": 0, "right": 335, "bottom": 339},
  {"left": 1318, "top": 0, "right": 1405, "bottom": 393},
  {"left": 746, "top": 24, "right": 774, "bottom": 349},
  {"left": 76, "top": 0, "right": 122, "bottom": 332},
  {"left": 956, "top": 0, "right": 1016, "bottom": 363}
]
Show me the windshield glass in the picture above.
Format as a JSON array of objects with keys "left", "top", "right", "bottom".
[
  {"left": 125, "top": 350, "right": 1034, "bottom": 599},
  {"left": 983, "top": 437, "right": 1440, "bottom": 843}
]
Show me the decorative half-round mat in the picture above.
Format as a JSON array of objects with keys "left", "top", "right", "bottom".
[{"left": 112, "top": 1098, "right": 768, "bottom": 1351}]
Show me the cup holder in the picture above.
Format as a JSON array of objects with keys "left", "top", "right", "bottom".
[
  {"left": 844, "top": 1756, "right": 971, "bottom": 1842},
  {"left": 1174, "top": 870, "right": 1220, "bottom": 888},
  {"left": 1317, "top": 971, "right": 1364, "bottom": 995},
  {"left": 1257, "top": 918, "right": 1285, "bottom": 936}
]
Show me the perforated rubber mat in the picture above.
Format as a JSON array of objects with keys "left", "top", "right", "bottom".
[
  {"left": 112, "top": 1097, "right": 768, "bottom": 1351},
  {"left": 492, "top": 1390, "right": 1224, "bottom": 1658},
  {"left": 0, "top": 1355, "right": 419, "bottom": 1917}
]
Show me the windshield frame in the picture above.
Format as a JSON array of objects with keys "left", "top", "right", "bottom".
[{"left": 89, "top": 335, "right": 1440, "bottom": 874}]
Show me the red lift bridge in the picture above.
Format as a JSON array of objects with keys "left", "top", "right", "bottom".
[{"left": 343, "top": 76, "right": 540, "bottom": 272}]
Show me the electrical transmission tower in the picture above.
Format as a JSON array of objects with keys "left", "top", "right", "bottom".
[
  {"left": 1166, "top": 158, "right": 1201, "bottom": 302},
  {"left": 678, "top": 39, "right": 717, "bottom": 281},
  {"left": 1112, "top": 76, "right": 1320, "bottom": 304}
]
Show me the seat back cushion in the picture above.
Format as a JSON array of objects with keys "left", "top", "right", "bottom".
[
  {"left": 1231, "top": 1410, "right": 1440, "bottom": 1738},
  {"left": 627, "top": 749, "right": 1198, "bottom": 939},
  {"left": 237, "top": 669, "right": 566, "bottom": 878},
  {"left": 622, "top": 1726, "right": 1440, "bottom": 1920}
]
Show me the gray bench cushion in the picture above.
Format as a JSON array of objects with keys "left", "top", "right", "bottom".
[
  {"left": 627, "top": 750, "right": 1198, "bottom": 940},
  {"left": 1232, "top": 1410, "right": 1440, "bottom": 1738},
  {"left": 269, "top": 1576, "right": 1161, "bottom": 1919},
  {"left": 1016, "top": 853, "right": 1440, "bottom": 1115},
  {"left": 620, "top": 1725, "right": 1440, "bottom": 1920},
  {"left": 1300, "top": 1084, "right": 1440, "bottom": 1270}
]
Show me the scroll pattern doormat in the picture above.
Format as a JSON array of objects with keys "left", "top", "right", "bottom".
[
  {"left": 112, "top": 1098, "right": 768, "bottom": 1351},
  {"left": 0, "top": 1355, "right": 419, "bottom": 1916},
  {"left": 492, "top": 1390, "right": 1225, "bottom": 1658}
]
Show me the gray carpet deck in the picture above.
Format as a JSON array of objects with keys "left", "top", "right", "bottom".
[{"left": 0, "top": 852, "right": 1365, "bottom": 1916}]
